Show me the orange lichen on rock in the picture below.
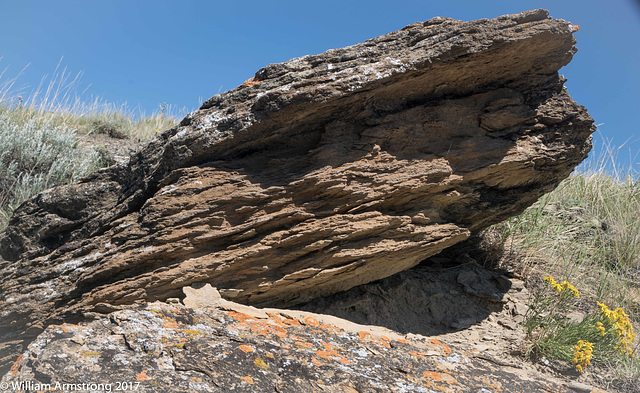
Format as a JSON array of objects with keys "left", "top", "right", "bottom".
[
  {"left": 358, "top": 331, "right": 373, "bottom": 342},
  {"left": 358, "top": 330, "right": 391, "bottom": 347},
  {"left": 241, "top": 77, "right": 260, "bottom": 87},
  {"left": 162, "top": 318, "right": 179, "bottom": 329},
  {"left": 267, "top": 313, "right": 285, "bottom": 326},
  {"left": 240, "top": 376, "right": 254, "bottom": 384},
  {"left": 304, "top": 317, "right": 320, "bottom": 327},
  {"left": 226, "top": 311, "right": 254, "bottom": 324},
  {"left": 136, "top": 370, "right": 152, "bottom": 381},
  {"left": 315, "top": 350, "right": 334, "bottom": 360},
  {"left": 397, "top": 338, "right": 411, "bottom": 345},
  {"left": 322, "top": 342, "right": 338, "bottom": 352},
  {"left": 272, "top": 327, "right": 288, "bottom": 338},
  {"left": 249, "top": 320, "right": 288, "bottom": 338},
  {"left": 284, "top": 318, "right": 302, "bottom": 327},
  {"left": 238, "top": 345, "right": 254, "bottom": 353},
  {"left": 423, "top": 371, "right": 457, "bottom": 384},
  {"left": 319, "top": 324, "right": 340, "bottom": 333},
  {"left": 268, "top": 313, "right": 303, "bottom": 327},
  {"left": 225, "top": 311, "right": 290, "bottom": 339},
  {"left": 9, "top": 354, "right": 23, "bottom": 377},
  {"left": 315, "top": 350, "right": 350, "bottom": 365},
  {"left": 315, "top": 341, "right": 350, "bottom": 365},
  {"left": 379, "top": 335, "right": 391, "bottom": 348},
  {"left": 59, "top": 323, "right": 78, "bottom": 333},
  {"left": 295, "top": 341, "right": 314, "bottom": 349},
  {"left": 428, "top": 338, "right": 451, "bottom": 355}
]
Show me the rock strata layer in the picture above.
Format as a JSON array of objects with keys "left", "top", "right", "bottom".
[{"left": 0, "top": 9, "right": 594, "bottom": 374}]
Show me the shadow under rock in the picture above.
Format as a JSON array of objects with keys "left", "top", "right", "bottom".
[{"left": 297, "top": 246, "right": 513, "bottom": 337}]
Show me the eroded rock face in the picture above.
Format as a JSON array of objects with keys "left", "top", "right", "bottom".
[{"left": 0, "top": 9, "right": 594, "bottom": 373}]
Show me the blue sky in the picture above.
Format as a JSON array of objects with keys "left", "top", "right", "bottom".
[{"left": 1, "top": 1, "right": 639, "bottom": 171}]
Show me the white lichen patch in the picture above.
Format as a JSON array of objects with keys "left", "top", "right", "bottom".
[
  {"left": 158, "top": 185, "right": 178, "bottom": 196},
  {"left": 54, "top": 252, "right": 102, "bottom": 274},
  {"left": 350, "top": 347, "right": 369, "bottom": 358},
  {"left": 394, "top": 381, "right": 434, "bottom": 393},
  {"left": 112, "top": 353, "right": 132, "bottom": 366},
  {"left": 155, "top": 353, "right": 175, "bottom": 371},
  {"left": 172, "top": 128, "right": 188, "bottom": 139}
]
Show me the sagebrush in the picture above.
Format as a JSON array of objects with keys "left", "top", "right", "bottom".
[{"left": 0, "top": 61, "right": 181, "bottom": 230}]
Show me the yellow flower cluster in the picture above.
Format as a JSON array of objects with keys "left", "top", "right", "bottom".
[
  {"left": 597, "top": 302, "right": 636, "bottom": 356},
  {"left": 596, "top": 321, "right": 606, "bottom": 336},
  {"left": 543, "top": 276, "right": 580, "bottom": 298},
  {"left": 572, "top": 340, "right": 594, "bottom": 373}
]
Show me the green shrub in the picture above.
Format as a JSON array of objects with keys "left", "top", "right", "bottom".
[{"left": 0, "top": 113, "right": 101, "bottom": 230}]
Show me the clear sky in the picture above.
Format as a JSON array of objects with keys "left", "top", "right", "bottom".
[{"left": 1, "top": 0, "right": 639, "bottom": 172}]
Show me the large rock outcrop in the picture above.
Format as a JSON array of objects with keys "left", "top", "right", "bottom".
[{"left": 0, "top": 9, "right": 594, "bottom": 374}]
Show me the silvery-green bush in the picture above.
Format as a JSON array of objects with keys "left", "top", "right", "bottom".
[{"left": 0, "top": 112, "right": 101, "bottom": 230}]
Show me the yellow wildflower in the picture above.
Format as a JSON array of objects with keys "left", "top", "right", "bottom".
[
  {"left": 560, "top": 281, "right": 580, "bottom": 298},
  {"left": 573, "top": 340, "right": 594, "bottom": 372},
  {"left": 596, "top": 322, "right": 605, "bottom": 337},
  {"left": 598, "top": 302, "right": 614, "bottom": 320},
  {"left": 544, "top": 276, "right": 563, "bottom": 292},
  {"left": 597, "top": 302, "right": 636, "bottom": 357},
  {"left": 543, "top": 276, "right": 579, "bottom": 297}
]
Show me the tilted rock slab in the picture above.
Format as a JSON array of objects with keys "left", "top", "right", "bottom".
[
  {"left": 2, "top": 287, "right": 582, "bottom": 392},
  {"left": 0, "top": 9, "right": 594, "bottom": 373}
]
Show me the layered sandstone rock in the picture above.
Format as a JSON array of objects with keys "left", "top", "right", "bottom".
[{"left": 0, "top": 9, "right": 594, "bottom": 374}]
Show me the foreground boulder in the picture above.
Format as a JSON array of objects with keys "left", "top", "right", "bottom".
[
  {"left": 2, "top": 287, "right": 581, "bottom": 392},
  {"left": 0, "top": 9, "right": 594, "bottom": 374}
]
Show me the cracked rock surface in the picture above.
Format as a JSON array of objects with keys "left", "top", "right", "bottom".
[{"left": 0, "top": 9, "right": 594, "bottom": 374}]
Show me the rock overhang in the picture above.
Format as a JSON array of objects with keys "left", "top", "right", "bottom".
[{"left": 0, "top": 9, "right": 595, "bottom": 376}]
